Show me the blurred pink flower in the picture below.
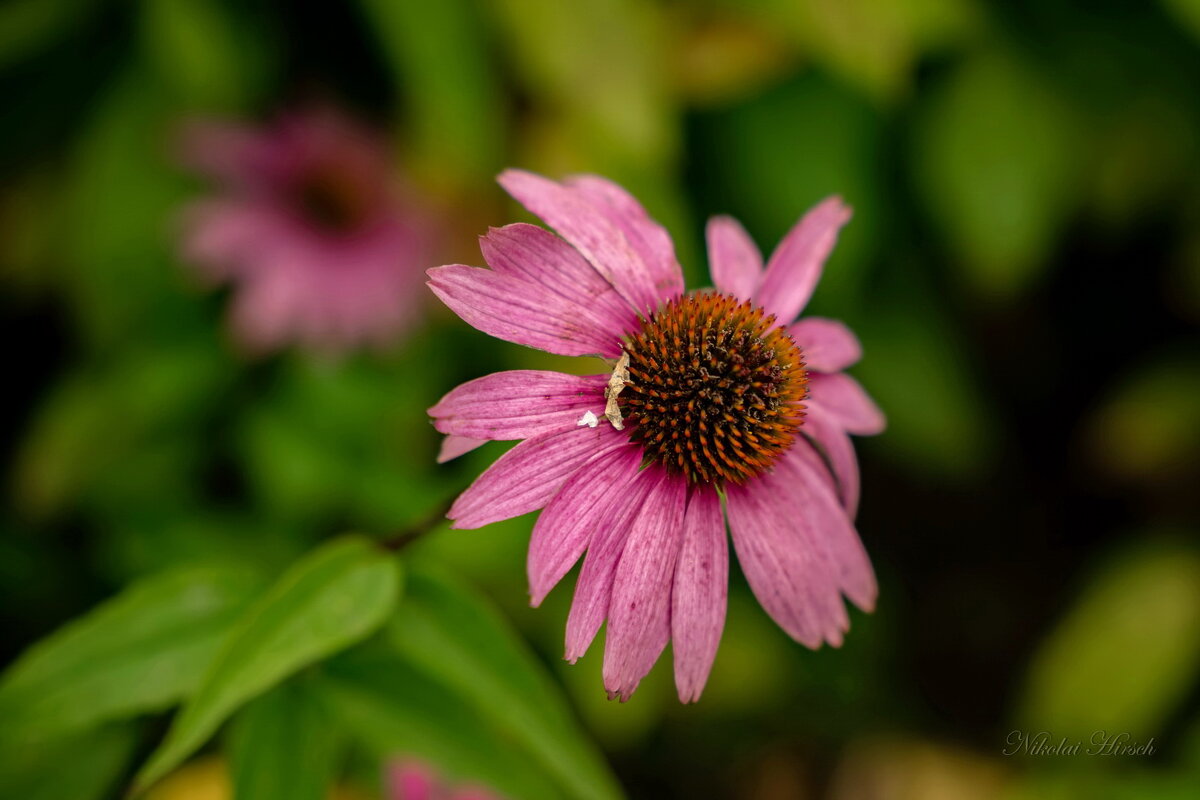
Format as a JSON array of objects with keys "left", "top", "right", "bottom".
[
  {"left": 428, "top": 170, "right": 885, "bottom": 702},
  {"left": 387, "top": 760, "right": 502, "bottom": 800},
  {"left": 178, "top": 107, "right": 438, "bottom": 354}
]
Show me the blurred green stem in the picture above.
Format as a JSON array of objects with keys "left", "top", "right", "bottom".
[{"left": 380, "top": 501, "right": 453, "bottom": 552}]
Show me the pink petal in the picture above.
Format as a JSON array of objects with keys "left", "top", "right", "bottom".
[
  {"left": 437, "top": 434, "right": 488, "bottom": 464},
  {"left": 528, "top": 445, "right": 643, "bottom": 606},
  {"left": 563, "top": 466, "right": 665, "bottom": 662},
  {"left": 427, "top": 265, "right": 622, "bottom": 357},
  {"left": 705, "top": 215, "right": 763, "bottom": 299},
  {"left": 480, "top": 223, "right": 639, "bottom": 348},
  {"left": 497, "top": 170, "right": 671, "bottom": 317},
  {"left": 801, "top": 409, "right": 860, "bottom": 517},
  {"left": 779, "top": 444, "right": 877, "bottom": 612},
  {"left": 602, "top": 471, "right": 688, "bottom": 701},
  {"left": 387, "top": 761, "right": 436, "bottom": 800},
  {"left": 179, "top": 199, "right": 287, "bottom": 280},
  {"left": 808, "top": 372, "right": 886, "bottom": 436},
  {"left": 430, "top": 371, "right": 607, "bottom": 441},
  {"left": 726, "top": 471, "right": 850, "bottom": 648},
  {"left": 565, "top": 175, "right": 685, "bottom": 303},
  {"left": 754, "top": 197, "right": 852, "bottom": 324},
  {"left": 448, "top": 425, "right": 627, "bottom": 529},
  {"left": 671, "top": 486, "right": 728, "bottom": 703},
  {"left": 176, "top": 119, "right": 275, "bottom": 187},
  {"left": 790, "top": 317, "right": 862, "bottom": 373}
]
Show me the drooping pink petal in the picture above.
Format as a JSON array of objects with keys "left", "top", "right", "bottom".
[
  {"left": 430, "top": 371, "right": 606, "bottom": 441},
  {"left": 528, "top": 445, "right": 643, "bottom": 606},
  {"left": 497, "top": 170, "right": 667, "bottom": 316},
  {"left": 726, "top": 472, "right": 849, "bottom": 648},
  {"left": 808, "top": 372, "right": 886, "bottom": 435},
  {"left": 387, "top": 761, "right": 436, "bottom": 800},
  {"left": 448, "top": 425, "right": 627, "bottom": 529},
  {"left": 670, "top": 486, "right": 728, "bottom": 703},
  {"left": 790, "top": 317, "right": 863, "bottom": 373},
  {"left": 480, "top": 223, "right": 640, "bottom": 343},
  {"left": 427, "top": 265, "right": 622, "bottom": 357},
  {"left": 754, "top": 197, "right": 852, "bottom": 324},
  {"left": 778, "top": 444, "right": 878, "bottom": 612},
  {"left": 563, "top": 467, "right": 665, "bottom": 662},
  {"left": 801, "top": 408, "right": 861, "bottom": 516},
  {"left": 602, "top": 472, "right": 688, "bottom": 701},
  {"left": 565, "top": 175, "right": 685, "bottom": 303},
  {"left": 437, "top": 434, "right": 487, "bottom": 464},
  {"left": 705, "top": 215, "right": 763, "bottom": 299}
]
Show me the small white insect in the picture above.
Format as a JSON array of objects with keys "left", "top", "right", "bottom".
[
  {"left": 603, "top": 351, "right": 631, "bottom": 430},
  {"left": 576, "top": 410, "right": 599, "bottom": 428}
]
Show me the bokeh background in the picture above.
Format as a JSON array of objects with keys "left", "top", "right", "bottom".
[{"left": 2, "top": 0, "right": 1199, "bottom": 798}]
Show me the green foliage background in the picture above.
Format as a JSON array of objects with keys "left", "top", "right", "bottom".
[{"left": 1, "top": 0, "right": 1198, "bottom": 798}]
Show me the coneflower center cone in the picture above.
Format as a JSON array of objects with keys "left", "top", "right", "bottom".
[
  {"left": 294, "top": 164, "right": 371, "bottom": 233},
  {"left": 618, "top": 292, "right": 808, "bottom": 485}
]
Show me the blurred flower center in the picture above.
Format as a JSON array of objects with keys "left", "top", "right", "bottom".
[
  {"left": 292, "top": 162, "right": 372, "bottom": 233},
  {"left": 619, "top": 292, "right": 807, "bottom": 485}
]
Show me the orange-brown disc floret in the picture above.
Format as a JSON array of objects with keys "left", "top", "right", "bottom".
[{"left": 618, "top": 292, "right": 808, "bottom": 485}]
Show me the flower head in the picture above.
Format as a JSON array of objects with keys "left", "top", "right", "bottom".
[
  {"left": 387, "top": 760, "right": 502, "bottom": 800},
  {"left": 178, "top": 106, "right": 438, "bottom": 354},
  {"left": 428, "top": 170, "right": 885, "bottom": 702}
]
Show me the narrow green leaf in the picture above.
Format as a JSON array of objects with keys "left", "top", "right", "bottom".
[
  {"left": 0, "top": 722, "right": 139, "bottom": 800},
  {"left": 1016, "top": 539, "right": 1200, "bottom": 742},
  {"left": 389, "top": 568, "right": 623, "bottom": 800},
  {"left": 0, "top": 564, "right": 264, "bottom": 743},
  {"left": 140, "top": 0, "right": 269, "bottom": 111},
  {"left": 228, "top": 679, "right": 341, "bottom": 800},
  {"left": 355, "top": 0, "right": 503, "bottom": 185},
  {"left": 316, "top": 648, "right": 563, "bottom": 800},
  {"left": 133, "top": 537, "right": 401, "bottom": 793}
]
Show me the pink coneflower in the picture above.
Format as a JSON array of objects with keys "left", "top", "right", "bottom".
[
  {"left": 178, "top": 107, "right": 437, "bottom": 354},
  {"left": 428, "top": 171, "right": 885, "bottom": 702},
  {"left": 387, "top": 760, "right": 502, "bottom": 800}
]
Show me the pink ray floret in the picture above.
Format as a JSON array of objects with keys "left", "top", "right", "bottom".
[{"left": 428, "top": 170, "right": 885, "bottom": 702}]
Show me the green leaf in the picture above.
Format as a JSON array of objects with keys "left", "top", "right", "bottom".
[
  {"left": 0, "top": 0, "right": 98, "bottom": 71},
  {"left": 389, "top": 567, "right": 623, "bottom": 800},
  {"left": 1083, "top": 353, "right": 1200, "bottom": 483},
  {"left": 1016, "top": 539, "right": 1200, "bottom": 742},
  {"left": 355, "top": 0, "right": 503, "bottom": 185},
  {"left": 1162, "top": 0, "right": 1200, "bottom": 43},
  {"left": 0, "top": 722, "right": 139, "bottom": 800},
  {"left": 754, "top": 0, "right": 983, "bottom": 102},
  {"left": 133, "top": 537, "right": 401, "bottom": 793},
  {"left": 489, "top": 0, "right": 674, "bottom": 169},
  {"left": 850, "top": 281, "right": 997, "bottom": 478},
  {"left": 913, "top": 50, "right": 1082, "bottom": 300},
  {"left": 59, "top": 66, "right": 215, "bottom": 351},
  {"left": 227, "top": 679, "right": 341, "bottom": 800},
  {"left": 315, "top": 648, "right": 564, "bottom": 800},
  {"left": 0, "top": 564, "right": 264, "bottom": 743},
  {"left": 140, "top": 0, "right": 270, "bottom": 110}
]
